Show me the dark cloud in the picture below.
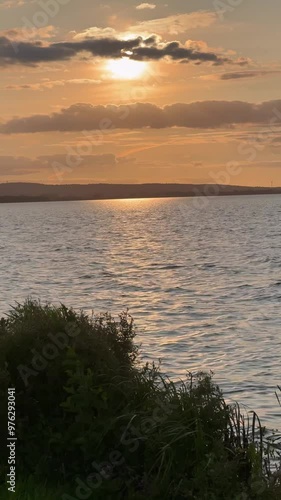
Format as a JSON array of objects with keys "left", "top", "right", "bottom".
[
  {"left": 0, "top": 35, "right": 236, "bottom": 66},
  {"left": 130, "top": 41, "right": 229, "bottom": 65},
  {"left": 220, "top": 70, "right": 281, "bottom": 80},
  {"left": 0, "top": 36, "right": 141, "bottom": 66},
  {"left": 1, "top": 100, "right": 281, "bottom": 134}
]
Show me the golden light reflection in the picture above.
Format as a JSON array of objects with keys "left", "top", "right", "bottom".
[
  {"left": 112, "top": 198, "right": 174, "bottom": 208},
  {"left": 106, "top": 58, "right": 148, "bottom": 80}
]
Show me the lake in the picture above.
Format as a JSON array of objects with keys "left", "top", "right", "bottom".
[{"left": 1, "top": 195, "right": 281, "bottom": 427}]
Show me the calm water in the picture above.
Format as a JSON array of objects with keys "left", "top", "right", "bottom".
[{"left": 1, "top": 196, "right": 281, "bottom": 427}]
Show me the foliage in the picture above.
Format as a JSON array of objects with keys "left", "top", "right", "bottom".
[{"left": 0, "top": 300, "right": 280, "bottom": 499}]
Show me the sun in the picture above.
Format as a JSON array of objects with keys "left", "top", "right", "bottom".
[{"left": 106, "top": 58, "right": 148, "bottom": 80}]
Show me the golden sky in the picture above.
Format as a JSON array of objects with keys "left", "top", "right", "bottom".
[{"left": 1, "top": 0, "right": 281, "bottom": 186}]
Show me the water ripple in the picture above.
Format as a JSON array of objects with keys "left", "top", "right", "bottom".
[{"left": 1, "top": 195, "right": 281, "bottom": 427}]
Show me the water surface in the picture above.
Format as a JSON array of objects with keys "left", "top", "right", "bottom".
[{"left": 1, "top": 196, "right": 281, "bottom": 426}]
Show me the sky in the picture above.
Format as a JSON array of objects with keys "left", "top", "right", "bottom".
[{"left": 0, "top": 0, "right": 281, "bottom": 186}]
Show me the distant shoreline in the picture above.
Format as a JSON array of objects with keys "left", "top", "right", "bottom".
[
  {"left": 1, "top": 182, "right": 281, "bottom": 204},
  {"left": 1, "top": 193, "right": 281, "bottom": 204}
]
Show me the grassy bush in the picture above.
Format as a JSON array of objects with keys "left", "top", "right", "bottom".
[
  {"left": 0, "top": 300, "right": 280, "bottom": 499},
  {"left": 0, "top": 477, "right": 64, "bottom": 500}
]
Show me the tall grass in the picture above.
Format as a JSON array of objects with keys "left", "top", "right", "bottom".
[
  {"left": 0, "top": 300, "right": 280, "bottom": 499},
  {"left": 0, "top": 478, "right": 64, "bottom": 500}
]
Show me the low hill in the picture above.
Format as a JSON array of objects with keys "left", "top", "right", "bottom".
[{"left": 0, "top": 182, "right": 281, "bottom": 203}]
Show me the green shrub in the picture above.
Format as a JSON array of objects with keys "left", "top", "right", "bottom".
[
  {"left": 0, "top": 300, "right": 280, "bottom": 499},
  {"left": 0, "top": 300, "right": 138, "bottom": 480}
]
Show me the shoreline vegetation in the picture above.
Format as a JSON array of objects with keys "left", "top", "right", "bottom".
[
  {"left": 0, "top": 301, "right": 280, "bottom": 499},
  {"left": 1, "top": 183, "right": 281, "bottom": 204}
]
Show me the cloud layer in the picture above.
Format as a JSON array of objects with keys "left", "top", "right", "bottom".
[
  {"left": 1, "top": 100, "right": 281, "bottom": 134},
  {"left": 0, "top": 34, "right": 238, "bottom": 67}
]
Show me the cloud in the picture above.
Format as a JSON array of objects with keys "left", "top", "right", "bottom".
[
  {"left": 0, "top": 33, "right": 241, "bottom": 67},
  {"left": 0, "top": 155, "right": 41, "bottom": 175},
  {"left": 41, "top": 153, "right": 118, "bottom": 168},
  {"left": 238, "top": 160, "right": 281, "bottom": 168},
  {"left": 221, "top": 70, "right": 280, "bottom": 80},
  {"left": 0, "top": 36, "right": 141, "bottom": 66},
  {"left": 203, "top": 70, "right": 281, "bottom": 81},
  {"left": 0, "top": 154, "right": 118, "bottom": 176},
  {"left": 136, "top": 3, "right": 156, "bottom": 10},
  {"left": 129, "top": 11, "right": 217, "bottom": 35},
  {"left": 4, "top": 79, "right": 101, "bottom": 91},
  {"left": 72, "top": 27, "right": 117, "bottom": 41},
  {"left": 130, "top": 39, "right": 231, "bottom": 64},
  {"left": 271, "top": 136, "right": 281, "bottom": 144},
  {"left": 0, "top": 26, "right": 56, "bottom": 41},
  {"left": 0, "top": 0, "right": 28, "bottom": 9},
  {"left": 1, "top": 100, "right": 281, "bottom": 134}
]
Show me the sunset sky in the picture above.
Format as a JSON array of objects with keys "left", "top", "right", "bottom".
[{"left": 1, "top": 0, "right": 281, "bottom": 186}]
